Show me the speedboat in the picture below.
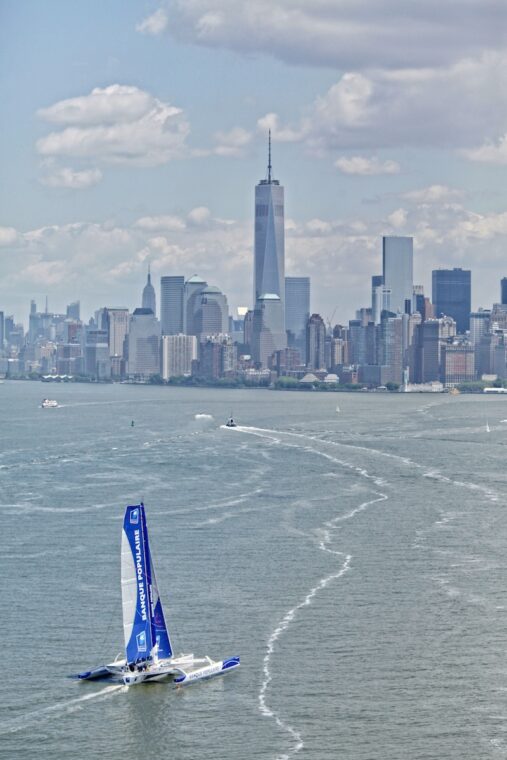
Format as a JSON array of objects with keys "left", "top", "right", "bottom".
[
  {"left": 77, "top": 503, "right": 240, "bottom": 687},
  {"left": 225, "top": 417, "right": 237, "bottom": 428},
  {"left": 41, "top": 399, "right": 58, "bottom": 408}
]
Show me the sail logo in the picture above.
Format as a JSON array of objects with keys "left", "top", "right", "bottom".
[
  {"left": 134, "top": 529, "right": 148, "bottom": 622},
  {"left": 136, "top": 631, "right": 147, "bottom": 652},
  {"left": 130, "top": 508, "right": 140, "bottom": 524}
]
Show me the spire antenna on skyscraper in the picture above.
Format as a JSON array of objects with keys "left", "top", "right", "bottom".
[{"left": 268, "top": 129, "right": 272, "bottom": 184}]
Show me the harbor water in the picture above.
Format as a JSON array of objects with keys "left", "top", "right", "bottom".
[{"left": 2, "top": 381, "right": 507, "bottom": 759}]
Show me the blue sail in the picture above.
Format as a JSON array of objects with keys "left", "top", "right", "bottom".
[
  {"left": 121, "top": 504, "right": 154, "bottom": 664},
  {"left": 121, "top": 503, "right": 173, "bottom": 664}
]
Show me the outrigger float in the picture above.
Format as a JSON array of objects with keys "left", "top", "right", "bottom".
[{"left": 77, "top": 503, "right": 239, "bottom": 687}]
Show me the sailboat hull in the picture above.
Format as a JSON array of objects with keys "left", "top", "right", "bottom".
[{"left": 122, "top": 655, "right": 240, "bottom": 687}]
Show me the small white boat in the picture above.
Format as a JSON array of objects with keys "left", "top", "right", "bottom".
[
  {"left": 77, "top": 503, "right": 239, "bottom": 687},
  {"left": 486, "top": 421, "right": 491, "bottom": 433},
  {"left": 41, "top": 399, "right": 58, "bottom": 408}
]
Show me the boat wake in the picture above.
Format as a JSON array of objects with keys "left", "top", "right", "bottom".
[
  {"left": 259, "top": 554, "right": 352, "bottom": 760},
  {"left": 0, "top": 684, "right": 124, "bottom": 736},
  {"left": 232, "top": 425, "right": 390, "bottom": 758}
]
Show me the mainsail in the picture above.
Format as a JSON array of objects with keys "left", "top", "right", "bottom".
[{"left": 121, "top": 503, "right": 172, "bottom": 664}]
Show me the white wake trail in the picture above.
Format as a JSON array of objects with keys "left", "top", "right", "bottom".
[
  {"left": 231, "top": 426, "right": 389, "bottom": 758},
  {"left": 0, "top": 683, "right": 124, "bottom": 735}
]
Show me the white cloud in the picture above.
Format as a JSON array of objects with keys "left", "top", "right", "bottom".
[
  {"left": 0, "top": 227, "right": 19, "bottom": 247},
  {"left": 40, "top": 165, "right": 103, "bottom": 189},
  {"left": 464, "top": 133, "right": 507, "bottom": 164},
  {"left": 37, "top": 85, "right": 154, "bottom": 125},
  {"left": 402, "top": 185, "right": 464, "bottom": 204},
  {"left": 36, "top": 84, "right": 189, "bottom": 168},
  {"left": 187, "top": 206, "right": 212, "bottom": 227},
  {"left": 134, "top": 215, "right": 186, "bottom": 232},
  {"left": 136, "top": 8, "right": 168, "bottom": 36},
  {"left": 213, "top": 127, "right": 252, "bottom": 157},
  {"left": 387, "top": 208, "right": 408, "bottom": 229},
  {"left": 335, "top": 156, "right": 400, "bottom": 175},
  {"left": 257, "top": 53, "right": 507, "bottom": 152},
  {"left": 4, "top": 198, "right": 507, "bottom": 323},
  {"left": 256, "top": 113, "right": 305, "bottom": 143},
  {"left": 151, "top": 0, "right": 506, "bottom": 71}
]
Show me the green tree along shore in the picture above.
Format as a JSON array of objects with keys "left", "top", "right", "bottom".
[{"left": 7, "top": 372, "right": 507, "bottom": 394}]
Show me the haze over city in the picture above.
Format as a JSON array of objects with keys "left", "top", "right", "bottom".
[{"left": 1, "top": 0, "right": 506, "bottom": 324}]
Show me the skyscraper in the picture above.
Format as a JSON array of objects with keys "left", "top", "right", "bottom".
[
  {"left": 160, "top": 276, "right": 184, "bottom": 335},
  {"left": 184, "top": 275, "right": 207, "bottom": 335},
  {"left": 285, "top": 276, "right": 310, "bottom": 361},
  {"left": 254, "top": 133, "right": 285, "bottom": 308},
  {"left": 501, "top": 277, "right": 507, "bottom": 305},
  {"left": 142, "top": 269, "right": 156, "bottom": 315},
  {"left": 66, "top": 301, "right": 80, "bottom": 321},
  {"left": 160, "top": 334, "right": 197, "bottom": 379},
  {"left": 252, "top": 133, "right": 286, "bottom": 364},
  {"left": 128, "top": 308, "right": 161, "bottom": 379},
  {"left": 432, "top": 268, "right": 471, "bottom": 334},
  {"left": 252, "top": 295, "right": 285, "bottom": 367},
  {"left": 306, "top": 313, "right": 326, "bottom": 370},
  {"left": 106, "top": 308, "right": 129, "bottom": 358},
  {"left": 382, "top": 237, "right": 414, "bottom": 315},
  {"left": 193, "top": 286, "right": 229, "bottom": 339}
]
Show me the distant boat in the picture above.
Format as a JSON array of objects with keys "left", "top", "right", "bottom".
[
  {"left": 486, "top": 421, "right": 491, "bottom": 433},
  {"left": 77, "top": 503, "right": 239, "bottom": 687},
  {"left": 131, "top": 420, "right": 135, "bottom": 427},
  {"left": 225, "top": 414, "right": 237, "bottom": 428},
  {"left": 41, "top": 399, "right": 58, "bottom": 408},
  {"left": 335, "top": 405, "right": 340, "bottom": 413}
]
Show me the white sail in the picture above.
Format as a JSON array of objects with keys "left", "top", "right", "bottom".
[{"left": 121, "top": 528, "right": 138, "bottom": 653}]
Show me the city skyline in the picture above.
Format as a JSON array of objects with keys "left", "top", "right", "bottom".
[{"left": 1, "top": 2, "right": 506, "bottom": 322}]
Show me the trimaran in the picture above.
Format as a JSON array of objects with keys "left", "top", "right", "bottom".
[{"left": 77, "top": 503, "right": 240, "bottom": 686}]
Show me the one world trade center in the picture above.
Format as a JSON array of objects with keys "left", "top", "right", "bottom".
[{"left": 252, "top": 133, "right": 286, "bottom": 366}]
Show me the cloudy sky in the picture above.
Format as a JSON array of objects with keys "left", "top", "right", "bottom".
[{"left": 1, "top": 0, "right": 506, "bottom": 325}]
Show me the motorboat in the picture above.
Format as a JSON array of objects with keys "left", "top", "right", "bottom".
[
  {"left": 225, "top": 417, "right": 237, "bottom": 428},
  {"left": 41, "top": 399, "right": 59, "bottom": 408},
  {"left": 77, "top": 503, "right": 239, "bottom": 687}
]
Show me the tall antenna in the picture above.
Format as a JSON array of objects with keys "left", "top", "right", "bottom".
[{"left": 268, "top": 129, "right": 272, "bottom": 183}]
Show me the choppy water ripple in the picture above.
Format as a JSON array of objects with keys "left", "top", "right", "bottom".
[{"left": 1, "top": 382, "right": 507, "bottom": 759}]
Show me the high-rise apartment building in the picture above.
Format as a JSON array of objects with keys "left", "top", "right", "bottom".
[
  {"left": 382, "top": 236, "right": 413, "bottom": 315},
  {"left": 160, "top": 276, "right": 184, "bottom": 335},
  {"left": 501, "top": 278, "right": 507, "bottom": 305},
  {"left": 128, "top": 308, "right": 160, "bottom": 379},
  {"left": 141, "top": 269, "right": 156, "bottom": 315},
  {"left": 441, "top": 341, "right": 475, "bottom": 386},
  {"left": 84, "top": 328, "right": 110, "bottom": 379},
  {"left": 469, "top": 310, "right": 491, "bottom": 346},
  {"left": 160, "top": 334, "right": 197, "bottom": 379},
  {"left": 106, "top": 308, "right": 129, "bottom": 358},
  {"left": 285, "top": 276, "right": 310, "bottom": 361},
  {"left": 413, "top": 317, "right": 456, "bottom": 383},
  {"left": 432, "top": 268, "right": 471, "bottom": 334}
]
